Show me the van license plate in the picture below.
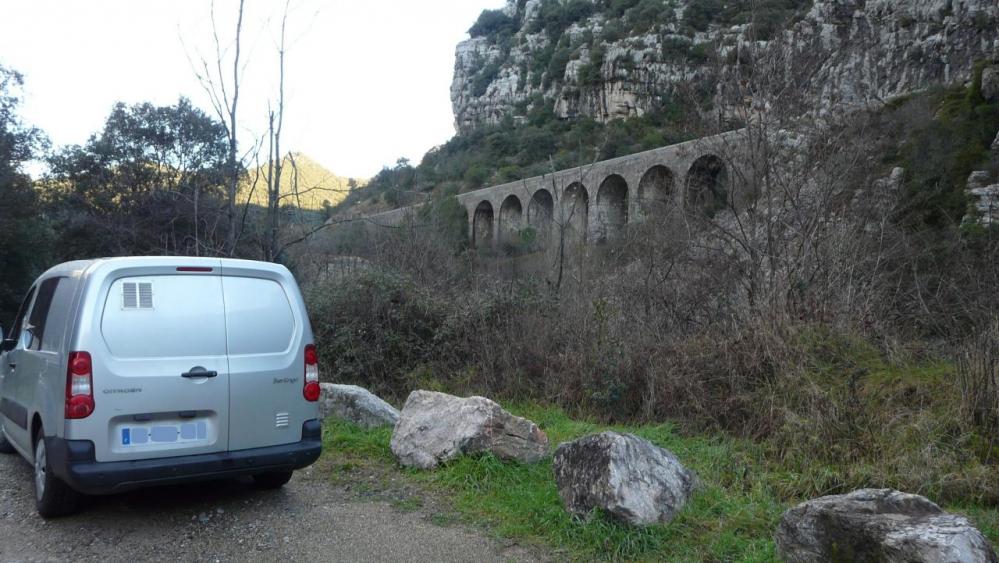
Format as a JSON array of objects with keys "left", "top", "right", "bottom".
[{"left": 121, "top": 422, "right": 207, "bottom": 446}]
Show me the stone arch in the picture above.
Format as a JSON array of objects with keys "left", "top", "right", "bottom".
[
  {"left": 638, "top": 165, "right": 675, "bottom": 220},
  {"left": 472, "top": 200, "right": 494, "bottom": 248},
  {"left": 596, "top": 174, "right": 629, "bottom": 242},
  {"left": 527, "top": 188, "right": 554, "bottom": 236},
  {"left": 685, "top": 155, "right": 729, "bottom": 217},
  {"left": 499, "top": 194, "right": 523, "bottom": 245},
  {"left": 560, "top": 182, "right": 589, "bottom": 243}
]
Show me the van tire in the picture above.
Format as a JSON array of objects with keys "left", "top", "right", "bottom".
[
  {"left": 33, "top": 432, "right": 82, "bottom": 518},
  {"left": 0, "top": 429, "right": 14, "bottom": 454},
  {"left": 252, "top": 470, "right": 293, "bottom": 489}
]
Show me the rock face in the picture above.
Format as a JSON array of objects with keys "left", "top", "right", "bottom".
[
  {"left": 452, "top": 0, "right": 999, "bottom": 132},
  {"left": 776, "top": 489, "right": 998, "bottom": 563},
  {"left": 551, "top": 432, "right": 698, "bottom": 526},
  {"left": 964, "top": 170, "right": 999, "bottom": 227},
  {"left": 390, "top": 390, "right": 549, "bottom": 469},
  {"left": 318, "top": 383, "right": 400, "bottom": 429}
]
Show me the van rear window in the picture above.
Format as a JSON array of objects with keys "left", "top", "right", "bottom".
[
  {"left": 221, "top": 277, "right": 295, "bottom": 355},
  {"left": 102, "top": 276, "right": 227, "bottom": 358}
]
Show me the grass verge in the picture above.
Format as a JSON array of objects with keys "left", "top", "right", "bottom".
[{"left": 321, "top": 402, "right": 998, "bottom": 561}]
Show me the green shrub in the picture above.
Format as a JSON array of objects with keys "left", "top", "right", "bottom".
[
  {"left": 471, "top": 61, "right": 502, "bottom": 97},
  {"left": 468, "top": 9, "right": 518, "bottom": 39},
  {"left": 544, "top": 45, "right": 573, "bottom": 88},
  {"left": 307, "top": 271, "right": 445, "bottom": 399},
  {"left": 661, "top": 36, "right": 692, "bottom": 59},
  {"left": 893, "top": 63, "right": 999, "bottom": 229},
  {"left": 599, "top": 19, "right": 627, "bottom": 43},
  {"left": 576, "top": 45, "right": 606, "bottom": 85},
  {"left": 683, "top": 0, "right": 725, "bottom": 31},
  {"left": 529, "top": 0, "right": 597, "bottom": 38}
]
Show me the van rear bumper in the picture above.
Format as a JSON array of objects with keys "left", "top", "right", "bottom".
[{"left": 46, "top": 420, "right": 322, "bottom": 495}]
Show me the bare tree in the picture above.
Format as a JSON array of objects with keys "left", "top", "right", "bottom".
[
  {"left": 263, "top": 0, "right": 290, "bottom": 261},
  {"left": 188, "top": 0, "right": 247, "bottom": 256}
]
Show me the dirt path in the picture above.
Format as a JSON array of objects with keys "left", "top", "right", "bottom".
[{"left": 0, "top": 451, "right": 541, "bottom": 562}]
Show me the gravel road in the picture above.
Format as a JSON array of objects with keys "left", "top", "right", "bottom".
[{"left": 0, "top": 450, "right": 541, "bottom": 562}]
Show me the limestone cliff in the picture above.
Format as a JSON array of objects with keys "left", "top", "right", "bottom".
[{"left": 451, "top": 0, "right": 999, "bottom": 132}]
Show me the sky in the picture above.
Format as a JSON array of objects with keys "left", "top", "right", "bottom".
[{"left": 0, "top": 0, "right": 505, "bottom": 179}]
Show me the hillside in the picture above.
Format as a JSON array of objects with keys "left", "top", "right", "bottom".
[
  {"left": 241, "top": 152, "right": 362, "bottom": 212},
  {"left": 335, "top": 0, "right": 999, "bottom": 216}
]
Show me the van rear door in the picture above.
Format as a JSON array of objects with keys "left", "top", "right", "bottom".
[
  {"left": 221, "top": 261, "right": 312, "bottom": 451},
  {"left": 87, "top": 266, "right": 230, "bottom": 462}
]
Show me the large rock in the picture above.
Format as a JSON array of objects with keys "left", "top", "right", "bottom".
[
  {"left": 390, "top": 390, "right": 549, "bottom": 469},
  {"left": 318, "top": 383, "right": 399, "bottom": 429},
  {"left": 776, "top": 489, "right": 998, "bottom": 563},
  {"left": 552, "top": 432, "right": 698, "bottom": 526}
]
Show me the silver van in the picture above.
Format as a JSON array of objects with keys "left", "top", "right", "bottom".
[{"left": 0, "top": 257, "right": 322, "bottom": 517}]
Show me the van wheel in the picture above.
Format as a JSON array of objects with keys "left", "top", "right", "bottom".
[
  {"left": 252, "top": 470, "right": 293, "bottom": 489},
  {"left": 33, "top": 432, "right": 82, "bottom": 518},
  {"left": 0, "top": 428, "right": 14, "bottom": 454}
]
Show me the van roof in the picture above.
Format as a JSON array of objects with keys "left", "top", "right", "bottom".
[{"left": 39, "top": 257, "right": 289, "bottom": 281}]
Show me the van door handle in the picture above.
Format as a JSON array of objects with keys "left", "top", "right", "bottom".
[{"left": 181, "top": 368, "right": 217, "bottom": 379}]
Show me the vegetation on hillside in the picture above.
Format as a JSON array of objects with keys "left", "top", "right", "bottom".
[
  {"left": 240, "top": 152, "right": 360, "bottom": 213},
  {"left": 889, "top": 63, "right": 999, "bottom": 230},
  {"left": 469, "top": 0, "right": 813, "bottom": 44},
  {"left": 335, "top": 100, "right": 695, "bottom": 214}
]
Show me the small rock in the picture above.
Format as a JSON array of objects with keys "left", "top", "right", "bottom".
[
  {"left": 319, "top": 383, "right": 400, "bottom": 429},
  {"left": 390, "top": 390, "right": 549, "bottom": 469},
  {"left": 776, "top": 488, "right": 998, "bottom": 563},
  {"left": 552, "top": 432, "right": 698, "bottom": 526}
]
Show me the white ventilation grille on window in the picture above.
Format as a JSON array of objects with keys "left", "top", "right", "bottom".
[{"left": 122, "top": 282, "right": 154, "bottom": 310}]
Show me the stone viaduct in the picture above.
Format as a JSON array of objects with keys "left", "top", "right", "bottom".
[
  {"left": 347, "top": 130, "right": 749, "bottom": 247},
  {"left": 454, "top": 130, "right": 747, "bottom": 248}
]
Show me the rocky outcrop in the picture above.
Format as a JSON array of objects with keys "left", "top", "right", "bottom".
[
  {"left": 452, "top": 0, "right": 999, "bottom": 132},
  {"left": 389, "top": 390, "right": 549, "bottom": 469},
  {"left": 318, "top": 383, "right": 400, "bottom": 429},
  {"left": 964, "top": 169, "right": 999, "bottom": 227},
  {"left": 964, "top": 166, "right": 999, "bottom": 227},
  {"left": 551, "top": 432, "right": 698, "bottom": 526},
  {"left": 775, "top": 489, "right": 998, "bottom": 563}
]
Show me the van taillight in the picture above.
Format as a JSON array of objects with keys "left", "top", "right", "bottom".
[
  {"left": 65, "top": 351, "right": 95, "bottom": 419},
  {"left": 303, "top": 344, "right": 320, "bottom": 402}
]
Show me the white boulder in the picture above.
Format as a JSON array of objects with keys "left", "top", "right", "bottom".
[
  {"left": 318, "top": 383, "right": 399, "bottom": 429},
  {"left": 390, "top": 390, "right": 549, "bottom": 469},
  {"left": 776, "top": 489, "right": 998, "bottom": 563},
  {"left": 552, "top": 432, "right": 698, "bottom": 526}
]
